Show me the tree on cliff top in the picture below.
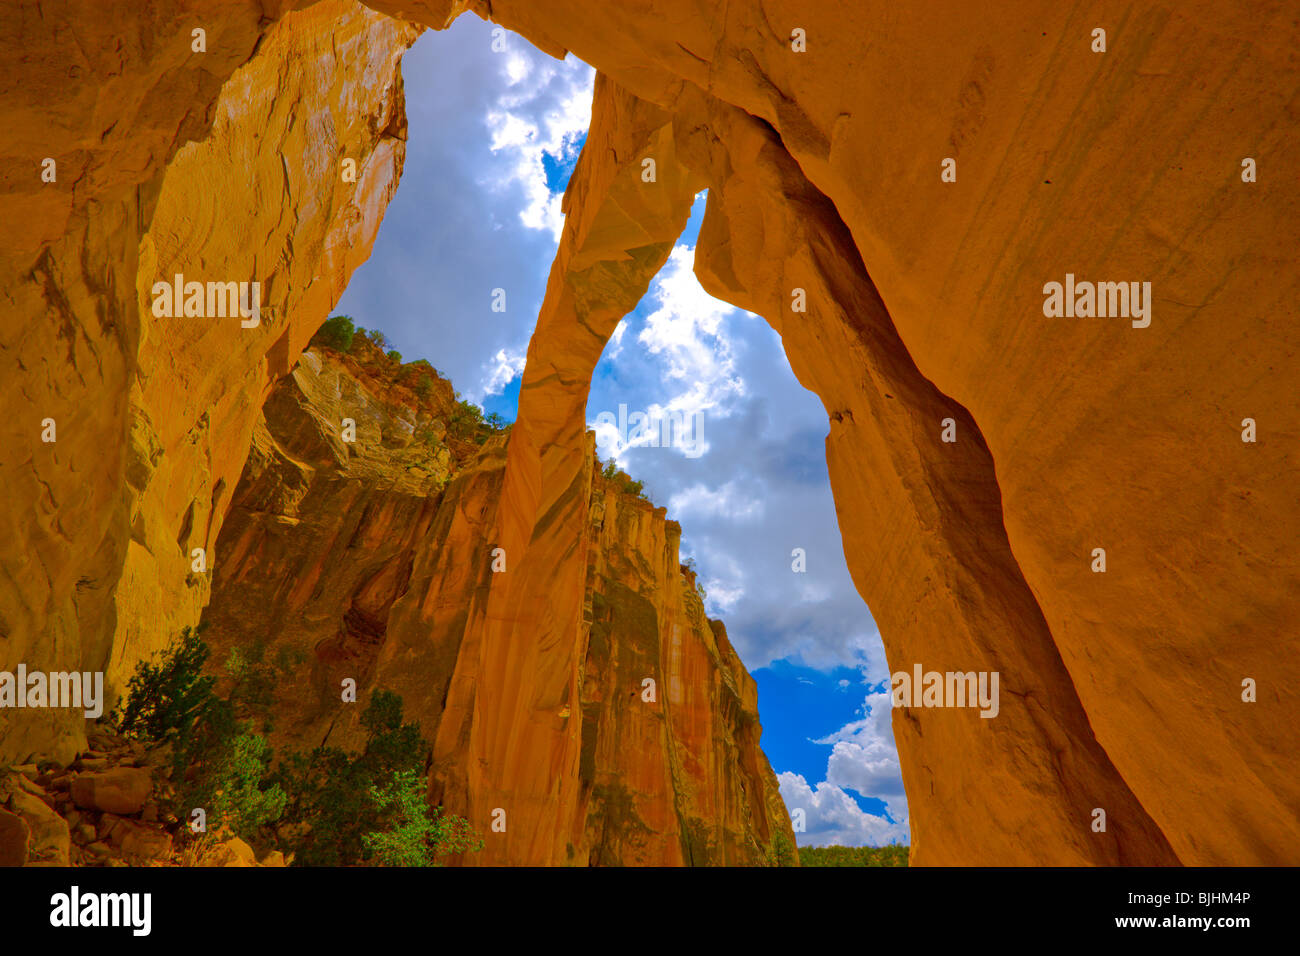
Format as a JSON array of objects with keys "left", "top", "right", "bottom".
[{"left": 312, "top": 314, "right": 355, "bottom": 352}]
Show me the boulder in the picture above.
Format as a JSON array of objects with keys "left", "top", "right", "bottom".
[
  {"left": 70, "top": 767, "right": 152, "bottom": 815},
  {"left": 118, "top": 821, "right": 173, "bottom": 861},
  {"left": 0, "top": 808, "right": 29, "bottom": 867},
  {"left": 203, "top": 837, "right": 259, "bottom": 867},
  {"left": 7, "top": 790, "right": 70, "bottom": 865}
]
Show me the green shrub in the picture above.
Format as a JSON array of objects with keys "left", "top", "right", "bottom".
[
  {"left": 314, "top": 315, "right": 355, "bottom": 353},
  {"left": 797, "top": 844, "right": 909, "bottom": 867},
  {"left": 208, "top": 733, "right": 288, "bottom": 837},
  {"left": 113, "top": 631, "right": 480, "bottom": 865},
  {"left": 222, "top": 641, "right": 304, "bottom": 732},
  {"left": 447, "top": 398, "right": 487, "bottom": 443},
  {"left": 599, "top": 460, "right": 649, "bottom": 501},
  {"left": 361, "top": 768, "right": 482, "bottom": 866},
  {"left": 414, "top": 376, "right": 434, "bottom": 400},
  {"left": 271, "top": 690, "right": 480, "bottom": 866},
  {"left": 386, "top": 349, "right": 403, "bottom": 364},
  {"left": 766, "top": 829, "right": 797, "bottom": 867},
  {"left": 112, "top": 626, "right": 216, "bottom": 746}
]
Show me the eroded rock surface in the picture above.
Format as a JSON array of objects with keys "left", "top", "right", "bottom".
[
  {"left": 0, "top": 0, "right": 419, "bottom": 764},
  {"left": 197, "top": 338, "right": 794, "bottom": 865},
  {"left": 3, "top": 0, "right": 1296, "bottom": 865}
]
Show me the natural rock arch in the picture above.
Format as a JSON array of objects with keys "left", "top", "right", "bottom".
[{"left": 2, "top": 0, "right": 1296, "bottom": 864}]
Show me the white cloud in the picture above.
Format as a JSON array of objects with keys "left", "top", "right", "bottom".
[
  {"left": 481, "top": 346, "right": 527, "bottom": 397},
  {"left": 637, "top": 244, "right": 748, "bottom": 418},
  {"left": 590, "top": 243, "right": 755, "bottom": 468},
  {"left": 778, "top": 772, "right": 909, "bottom": 847},
  {"left": 814, "top": 690, "right": 909, "bottom": 823},
  {"left": 668, "top": 481, "right": 765, "bottom": 522},
  {"left": 771, "top": 686, "right": 910, "bottom": 847},
  {"left": 484, "top": 47, "right": 594, "bottom": 240}
]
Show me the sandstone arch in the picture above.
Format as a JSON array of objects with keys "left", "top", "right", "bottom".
[{"left": 2, "top": 0, "right": 1296, "bottom": 865}]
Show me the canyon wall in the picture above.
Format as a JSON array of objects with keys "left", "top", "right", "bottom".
[
  {"left": 367, "top": 0, "right": 1299, "bottom": 864},
  {"left": 2, "top": 0, "right": 1296, "bottom": 865},
  {"left": 198, "top": 338, "right": 794, "bottom": 865},
  {"left": 0, "top": 0, "right": 419, "bottom": 763}
]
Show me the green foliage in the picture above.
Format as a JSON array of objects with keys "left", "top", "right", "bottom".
[
  {"left": 446, "top": 397, "right": 508, "bottom": 444},
  {"left": 271, "top": 690, "right": 481, "bottom": 866},
  {"left": 797, "top": 844, "right": 909, "bottom": 867},
  {"left": 352, "top": 327, "right": 389, "bottom": 351},
  {"left": 414, "top": 375, "right": 434, "bottom": 400},
  {"left": 113, "top": 631, "right": 480, "bottom": 865},
  {"left": 599, "top": 459, "right": 649, "bottom": 501},
  {"left": 446, "top": 397, "right": 484, "bottom": 441},
  {"left": 361, "top": 769, "right": 482, "bottom": 866},
  {"left": 765, "top": 829, "right": 798, "bottom": 867},
  {"left": 222, "top": 641, "right": 303, "bottom": 732},
  {"left": 111, "top": 626, "right": 215, "bottom": 746},
  {"left": 209, "top": 733, "right": 288, "bottom": 837},
  {"left": 386, "top": 349, "right": 403, "bottom": 364},
  {"left": 314, "top": 315, "right": 355, "bottom": 353}
]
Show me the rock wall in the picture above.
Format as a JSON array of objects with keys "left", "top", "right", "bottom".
[
  {"left": 368, "top": 0, "right": 1299, "bottom": 864},
  {"left": 2, "top": 0, "right": 1296, "bottom": 865},
  {"left": 198, "top": 339, "right": 794, "bottom": 865},
  {"left": 0, "top": 0, "right": 419, "bottom": 763}
]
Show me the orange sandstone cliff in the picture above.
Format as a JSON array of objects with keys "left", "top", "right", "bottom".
[
  {"left": 198, "top": 337, "right": 795, "bottom": 865},
  {"left": 1, "top": 0, "right": 1297, "bottom": 867},
  {"left": 0, "top": 0, "right": 419, "bottom": 764}
]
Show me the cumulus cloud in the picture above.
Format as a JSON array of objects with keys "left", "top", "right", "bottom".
[
  {"left": 336, "top": 23, "right": 910, "bottom": 844},
  {"left": 668, "top": 480, "right": 766, "bottom": 522},
  {"left": 482, "top": 346, "right": 527, "bottom": 397},
  {"left": 636, "top": 245, "right": 747, "bottom": 415},
  {"left": 484, "top": 46, "right": 593, "bottom": 239},
  {"left": 591, "top": 244, "right": 749, "bottom": 466},
  {"left": 778, "top": 772, "right": 910, "bottom": 847},
  {"left": 815, "top": 690, "right": 909, "bottom": 822},
  {"left": 335, "top": 20, "right": 594, "bottom": 404}
]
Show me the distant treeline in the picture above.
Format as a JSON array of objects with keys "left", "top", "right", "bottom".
[{"left": 799, "top": 844, "right": 909, "bottom": 867}]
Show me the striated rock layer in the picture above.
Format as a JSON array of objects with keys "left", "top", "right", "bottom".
[
  {"left": 0, "top": 0, "right": 419, "bottom": 763},
  {"left": 368, "top": 0, "right": 1299, "bottom": 864},
  {"left": 2, "top": 0, "right": 1296, "bottom": 866},
  {"left": 199, "top": 339, "right": 795, "bottom": 865}
]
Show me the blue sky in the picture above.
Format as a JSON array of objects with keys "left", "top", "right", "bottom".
[{"left": 334, "top": 16, "right": 908, "bottom": 847}]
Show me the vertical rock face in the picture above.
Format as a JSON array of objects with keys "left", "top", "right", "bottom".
[
  {"left": 370, "top": 0, "right": 1297, "bottom": 865},
  {"left": 582, "top": 493, "right": 792, "bottom": 865},
  {"left": 0, "top": 0, "right": 420, "bottom": 763},
  {"left": 198, "top": 340, "right": 794, "bottom": 865},
  {"left": 4, "top": 0, "right": 1296, "bottom": 866}
]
